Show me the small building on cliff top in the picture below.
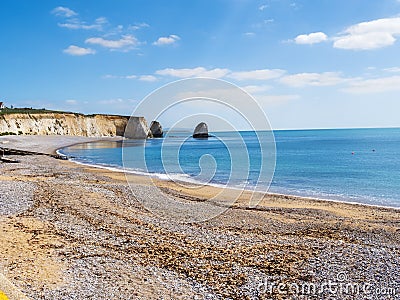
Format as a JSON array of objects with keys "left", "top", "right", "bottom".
[{"left": 0, "top": 102, "right": 4, "bottom": 110}]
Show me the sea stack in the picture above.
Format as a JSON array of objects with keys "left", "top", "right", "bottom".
[
  {"left": 124, "top": 117, "right": 152, "bottom": 139},
  {"left": 150, "top": 121, "right": 163, "bottom": 138},
  {"left": 193, "top": 122, "right": 209, "bottom": 138}
]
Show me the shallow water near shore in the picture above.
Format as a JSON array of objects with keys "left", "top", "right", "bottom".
[{"left": 59, "top": 127, "right": 400, "bottom": 208}]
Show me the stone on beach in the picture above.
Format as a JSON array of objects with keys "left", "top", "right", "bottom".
[{"left": 0, "top": 136, "right": 399, "bottom": 299}]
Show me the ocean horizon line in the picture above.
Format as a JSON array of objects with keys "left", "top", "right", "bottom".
[{"left": 164, "top": 126, "right": 400, "bottom": 133}]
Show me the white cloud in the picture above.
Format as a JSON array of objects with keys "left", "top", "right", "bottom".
[
  {"left": 102, "top": 74, "right": 118, "bottom": 79},
  {"left": 65, "top": 99, "right": 78, "bottom": 105},
  {"left": 153, "top": 34, "right": 180, "bottom": 46},
  {"left": 85, "top": 35, "right": 138, "bottom": 50},
  {"left": 259, "top": 4, "right": 268, "bottom": 11},
  {"left": 293, "top": 17, "right": 400, "bottom": 50},
  {"left": 129, "top": 23, "right": 150, "bottom": 30},
  {"left": 294, "top": 32, "right": 328, "bottom": 45},
  {"left": 333, "top": 17, "right": 400, "bottom": 50},
  {"left": 343, "top": 76, "right": 400, "bottom": 93},
  {"left": 155, "top": 67, "right": 230, "bottom": 78},
  {"left": 228, "top": 69, "right": 286, "bottom": 81},
  {"left": 99, "top": 98, "right": 138, "bottom": 106},
  {"left": 241, "top": 85, "right": 272, "bottom": 94},
  {"left": 106, "top": 74, "right": 140, "bottom": 79},
  {"left": 383, "top": 67, "right": 400, "bottom": 73},
  {"left": 255, "top": 94, "right": 300, "bottom": 105},
  {"left": 154, "top": 67, "right": 285, "bottom": 81},
  {"left": 59, "top": 17, "right": 107, "bottom": 30},
  {"left": 52, "top": 6, "right": 77, "bottom": 18},
  {"left": 102, "top": 74, "right": 156, "bottom": 81},
  {"left": 334, "top": 32, "right": 395, "bottom": 50},
  {"left": 52, "top": 4, "right": 107, "bottom": 31},
  {"left": 63, "top": 45, "right": 96, "bottom": 56},
  {"left": 139, "top": 75, "right": 157, "bottom": 82},
  {"left": 252, "top": 19, "right": 274, "bottom": 29},
  {"left": 99, "top": 98, "right": 125, "bottom": 104},
  {"left": 243, "top": 32, "right": 256, "bottom": 37},
  {"left": 280, "top": 72, "right": 347, "bottom": 87}
]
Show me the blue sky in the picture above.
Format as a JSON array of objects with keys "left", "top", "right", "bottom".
[{"left": 1, "top": 0, "right": 400, "bottom": 129}]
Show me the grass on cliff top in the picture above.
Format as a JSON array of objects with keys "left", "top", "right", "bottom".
[
  {"left": 0, "top": 108, "right": 83, "bottom": 115},
  {"left": 0, "top": 108, "right": 130, "bottom": 118}
]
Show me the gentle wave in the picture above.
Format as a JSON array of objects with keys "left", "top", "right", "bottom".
[
  {"left": 59, "top": 128, "right": 400, "bottom": 208},
  {"left": 60, "top": 155, "right": 400, "bottom": 210}
]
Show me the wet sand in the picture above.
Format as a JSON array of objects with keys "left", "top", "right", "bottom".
[{"left": 0, "top": 136, "right": 399, "bottom": 299}]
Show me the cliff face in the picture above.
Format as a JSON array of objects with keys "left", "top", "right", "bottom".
[{"left": 0, "top": 113, "right": 149, "bottom": 138}]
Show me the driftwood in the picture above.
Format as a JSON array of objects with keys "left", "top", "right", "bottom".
[
  {"left": 0, "top": 147, "right": 67, "bottom": 160},
  {"left": 0, "top": 157, "right": 19, "bottom": 163}
]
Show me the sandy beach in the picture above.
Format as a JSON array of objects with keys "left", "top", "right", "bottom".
[{"left": 0, "top": 136, "right": 399, "bottom": 299}]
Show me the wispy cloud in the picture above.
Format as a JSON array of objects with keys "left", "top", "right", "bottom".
[
  {"left": 280, "top": 72, "right": 347, "bottom": 87},
  {"left": 65, "top": 99, "right": 78, "bottom": 105},
  {"left": 383, "top": 67, "right": 400, "bottom": 73},
  {"left": 343, "top": 76, "right": 400, "bottom": 93},
  {"left": 102, "top": 74, "right": 119, "bottom": 79},
  {"left": 52, "top": 6, "right": 106, "bottom": 31},
  {"left": 294, "top": 32, "right": 328, "bottom": 45},
  {"left": 128, "top": 22, "right": 150, "bottom": 30},
  {"left": 102, "top": 74, "right": 135, "bottom": 79},
  {"left": 52, "top": 6, "right": 151, "bottom": 55},
  {"left": 252, "top": 19, "right": 274, "bottom": 29},
  {"left": 99, "top": 98, "right": 136, "bottom": 105},
  {"left": 58, "top": 17, "right": 108, "bottom": 31},
  {"left": 51, "top": 6, "right": 77, "bottom": 18},
  {"left": 155, "top": 67, "right": 230, "bottom": 78},
  {"left": 241, "top": 85, "right": 272, "bottom": 94},
  {"left": 153, "top": 34, "right": 180, "bottom": 46},
  {"left": 139, "top": 67, "right": 285, "bottom": 81},
  {"left": 85, "top": 35, "right": 139, "bottom": 50},
  {"left": 243, "top": 32, "right": 256, "bottom": 37},
  {"left": 97, "top": 98, "right": 139, "bottom": 111},
  {"left": 255, "top": 94, "right": 300, "bottom": 105},
  {"left": 112, "top": 68, "right": 356, "bottom": 92},
  {"left": 63, "top": 45, "right": 96, "bottom": 56},
  {"left": 102, "top": 74, "right": 156, "bottom": 81},
  {"left": 139, "top": 75, "right": 157, "bottom": 82},
  {"left": 258, "top": 4, "right": 268, "bottom": 11},
  {"left": 228, "top": 69, "right": 286, "bottom": 81}
]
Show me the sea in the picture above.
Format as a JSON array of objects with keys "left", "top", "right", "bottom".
[{"left": 59, "top": 128, "right": 400, "bottom": 208}]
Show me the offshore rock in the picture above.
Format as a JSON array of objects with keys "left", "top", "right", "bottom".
[
  {"left": 124, "top": 117, "right": 152, "bottom": 139},
  {"left": 193, "top": 122, "right": 209, "bottom": 138},
  {"left": 150, "top": 121, "right": 163, "bottom": 138}
]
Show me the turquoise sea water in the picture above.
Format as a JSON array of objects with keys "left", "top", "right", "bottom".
[{"left": 60, "top": 128, "right": 400, "bottom": 208}]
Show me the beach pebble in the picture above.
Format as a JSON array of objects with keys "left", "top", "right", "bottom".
[{"left": 0, "top": 181, "right": 36, "bottom": 216}]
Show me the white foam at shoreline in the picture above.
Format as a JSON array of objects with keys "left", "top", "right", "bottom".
[{"left": 58, "top": 149, "right": 400, "bottom": 210}]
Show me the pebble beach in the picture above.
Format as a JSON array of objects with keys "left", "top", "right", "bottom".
[{"left": 0, "top": 136, "right": 399, "bottom": 299}]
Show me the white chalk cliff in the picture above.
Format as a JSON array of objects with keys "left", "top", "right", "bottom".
[{"left": 0, "top": 113, "right": 150, "bottom": 138}]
